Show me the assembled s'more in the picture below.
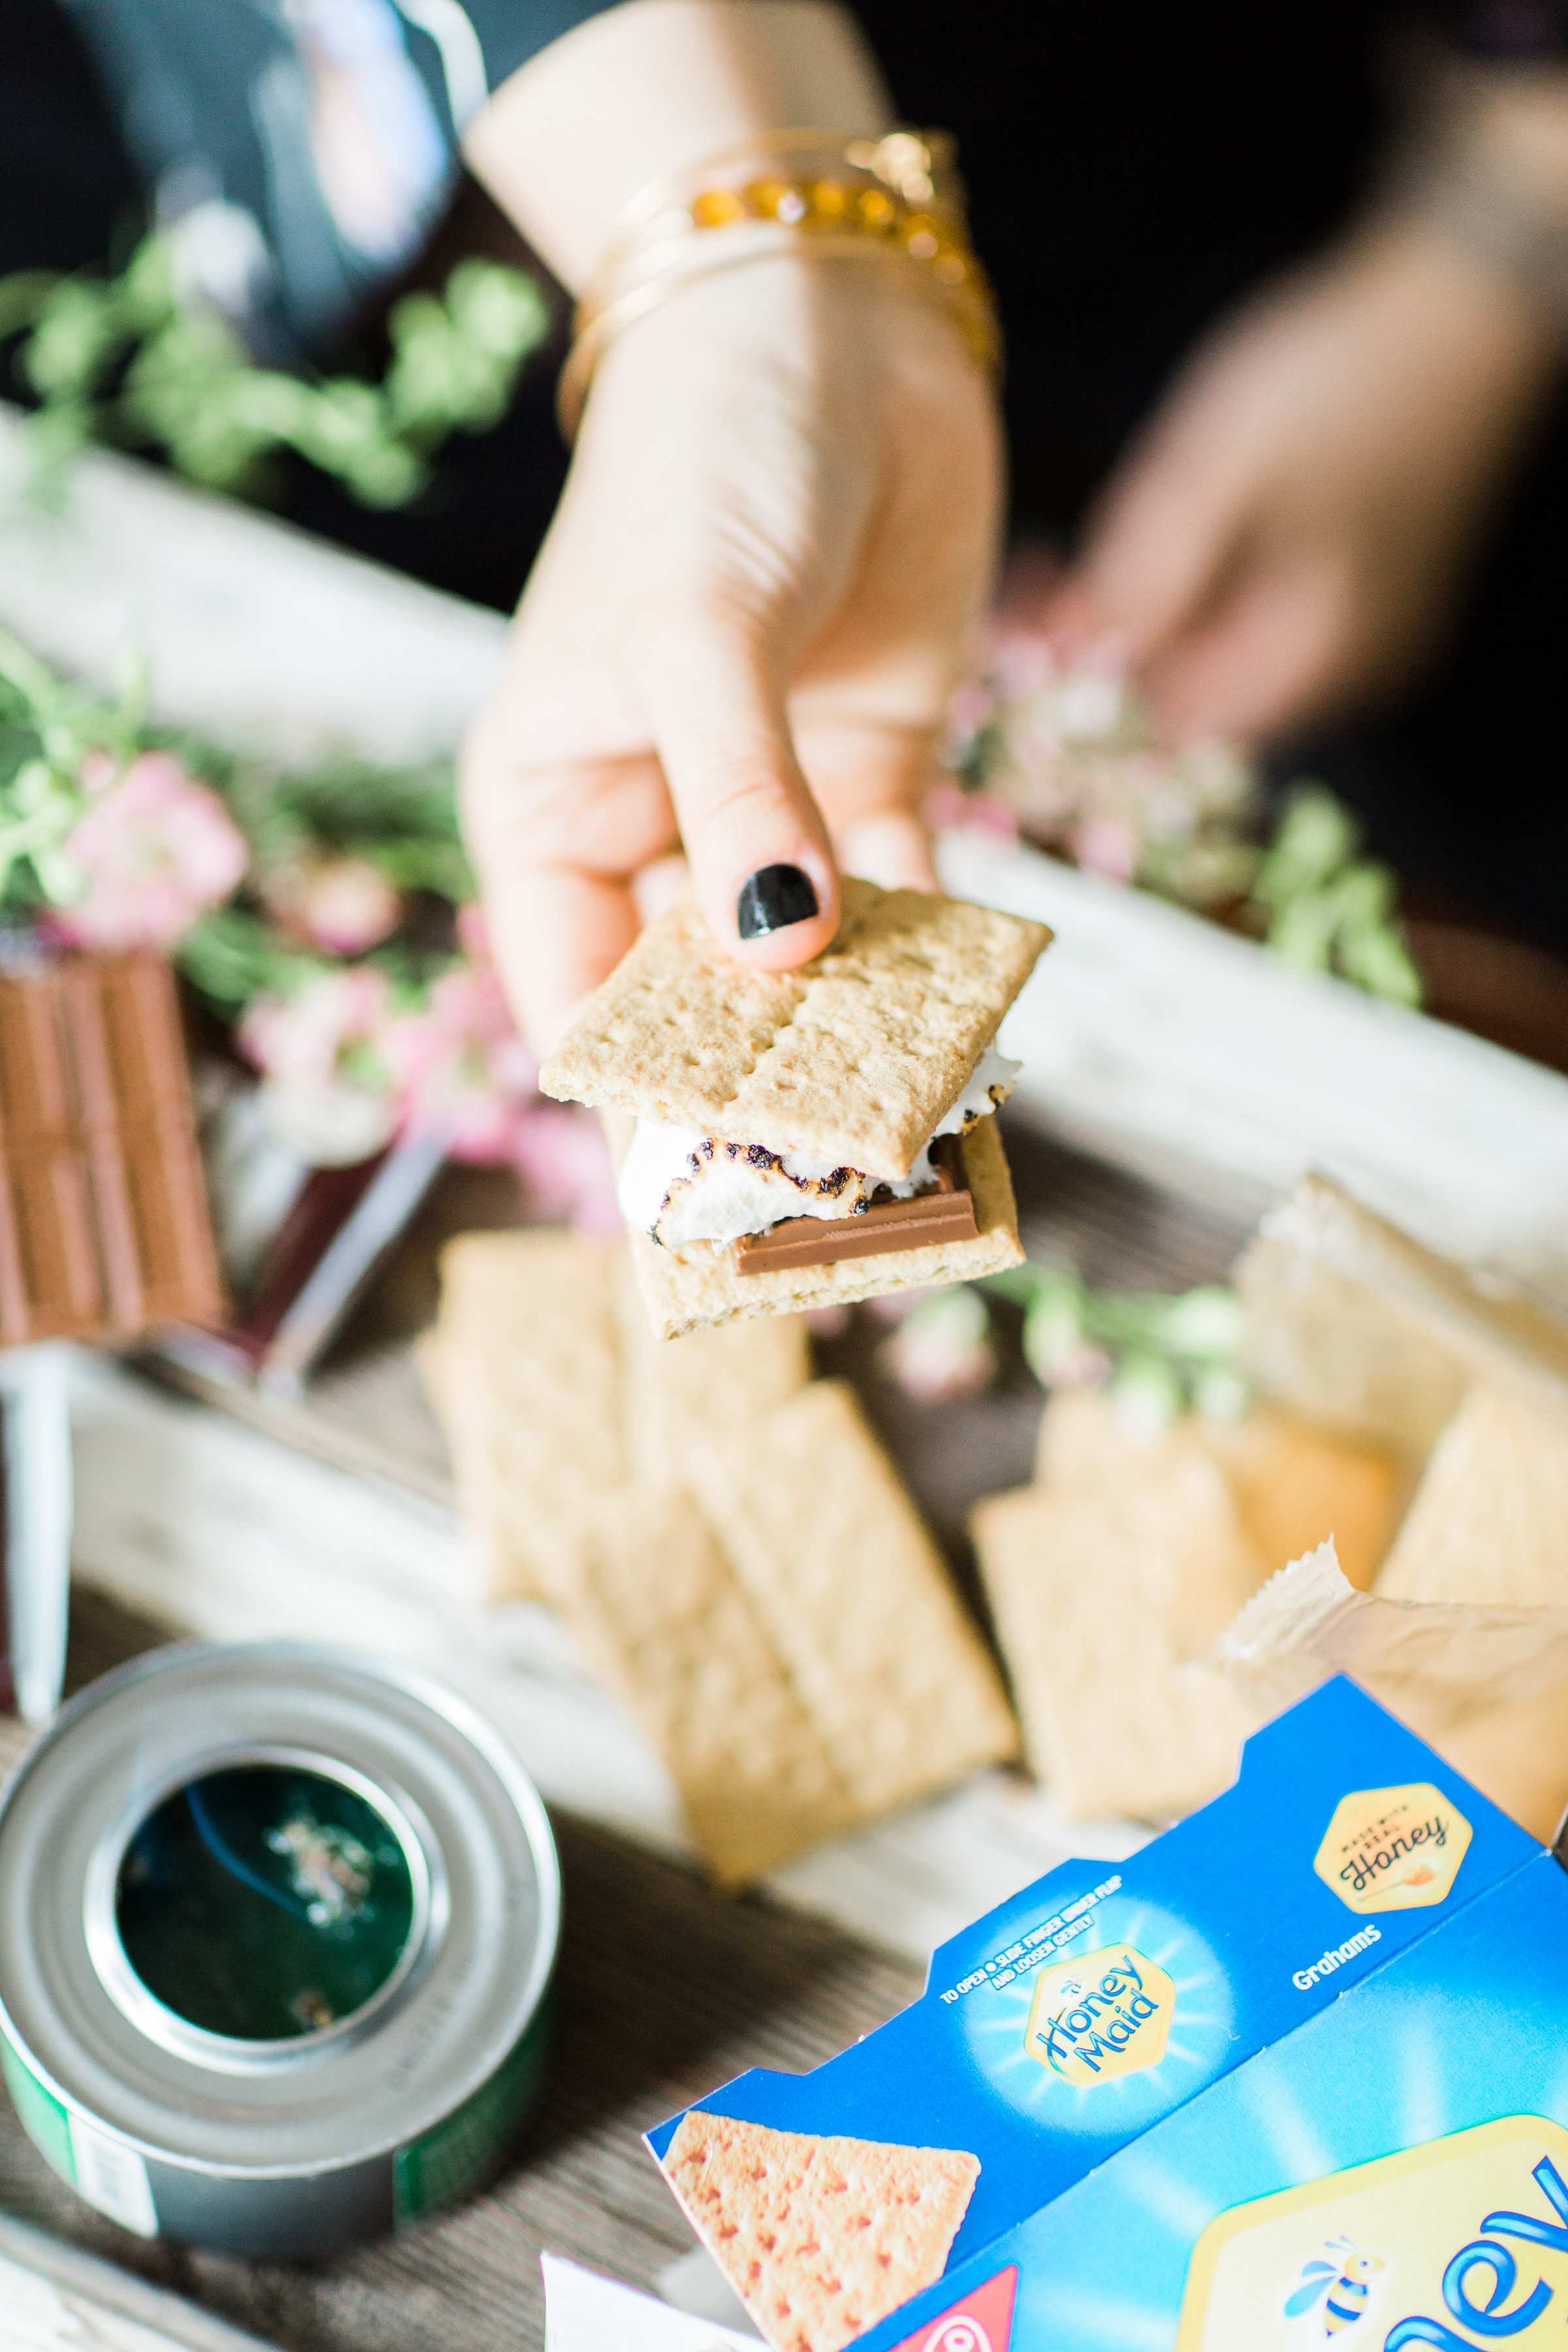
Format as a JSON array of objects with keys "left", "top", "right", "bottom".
[{"left": 540, "top": 877, "right": 1051, "bottom": 1339}]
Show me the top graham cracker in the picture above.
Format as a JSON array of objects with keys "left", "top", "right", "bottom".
[{"left": 539, "top": 878, "right": 1051, "bottom": 1181}]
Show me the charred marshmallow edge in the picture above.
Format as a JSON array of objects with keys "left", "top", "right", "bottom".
[{"left": 617, "top": 1043, "right": 1022, "bottom": 1251}]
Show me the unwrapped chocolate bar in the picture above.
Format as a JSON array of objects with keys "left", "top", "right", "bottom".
[{"left": 0, "top": 950, "right": 223, "bottom": 1345}]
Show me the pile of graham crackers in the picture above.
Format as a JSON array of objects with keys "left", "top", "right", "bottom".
[
  {"left": 424, "top": 1173, "right": 1568, "bottom": 1882},
  {"left": 975, "top": 1173, "right": 1568, "bottom": 1840},
  {"left": 420, "top": 1232, "right": 1016, "bottom": 1884}
]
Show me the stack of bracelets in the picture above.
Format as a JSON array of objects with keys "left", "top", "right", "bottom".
[{"left": 557, "top": 127, "right": 999, "bottom": 438}]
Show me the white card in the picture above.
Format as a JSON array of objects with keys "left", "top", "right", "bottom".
[{"left": 541, "top": 2254, "right": 760, "bottom": 2351}]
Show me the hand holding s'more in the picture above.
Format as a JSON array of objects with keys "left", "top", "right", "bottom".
[{"left": 539, "top": 877, "right": 1050, "bottom": 1338}]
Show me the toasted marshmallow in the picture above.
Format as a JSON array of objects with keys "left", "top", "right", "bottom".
[{"left": 619, "top": 1043, "right": 1021, "bottom": 1250}]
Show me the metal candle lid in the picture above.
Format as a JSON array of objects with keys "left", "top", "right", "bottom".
[{"left": 0, "top": 1642, "right": 559, "bottom": 2181}]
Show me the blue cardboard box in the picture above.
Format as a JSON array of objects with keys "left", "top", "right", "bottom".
[{"left": 650, "top": 1678, "right": 1568, "bottom": 2349}]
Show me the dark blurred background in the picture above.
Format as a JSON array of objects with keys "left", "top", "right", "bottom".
[{"left": 6, "top": 0, "right": 1567, "bottom": 1030}]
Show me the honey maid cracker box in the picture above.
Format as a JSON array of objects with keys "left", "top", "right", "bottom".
[{"left": 645, "top": 1676, "right": 1568, "bottom": 2351}]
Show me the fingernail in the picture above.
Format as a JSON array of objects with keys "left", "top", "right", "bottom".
[{"left": 736, "top": 864, "right": 819, "bottom": 940}]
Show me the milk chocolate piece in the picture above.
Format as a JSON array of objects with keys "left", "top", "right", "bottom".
[
  {"left": 0, "top": 951, "right": 223, "bottom": 1345},
  {"left": 733, "top": 1133, "right": 978, "bottom": 1274}
]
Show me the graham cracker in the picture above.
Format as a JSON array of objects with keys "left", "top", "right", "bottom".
[
  {"left": 629, "top": 1109, "right": 1023, "bottom": 1340},
  {"left": 683, "top": 1382, "right": 1017, "bottom": 1814},
  {"left": 1035, "top": 1390, "right": 1401, "bottom": 1591},
  {"left": 609, "top": 1251, "right": 811, "bottom": 1480},
  {"left": 973, "top": 1456, "right": 1264, "bottom": 1821},
  {"left": 1235, "top": 1234, "right": 1468, "bottom": 1457},
  {"left": 568, "top": 1487, "right": 860, "bottom": 1884},
  {"left": 540, "top": 877, "right": 1049, "bottom": 1181},
  {"left": 1257, "top": 1171, "right": 1568, "bottom": 1408},
  {"left": 660, "top": 2111, "right": 979, "bottom": 2352},
  {"left": 1374, "top": 1380, "right": 1568, "bottom": 1608},
  {"left": 433, "top": 1230, "right": 627, "bottom": 1601}
]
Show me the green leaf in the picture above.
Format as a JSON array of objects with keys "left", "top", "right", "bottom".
[
  {"left": 0, "top": 270, "right": 61, "bottom": 339},
  {"left": 1150, "top": 1284, "right": 1245, "bottom": 1362},
  {"left": 1338, "top": 917, "right": 1423, "bottom": 1007},
  {"left": 1253, "top": 786, "right": 1358, "bottom": 906},
  {"left": 20, "top": 279, "right": 125, "bottom": 400},
  {"left": 1111, "top": 1350, "right": 1183, "bottom": 1433},
  {"left": 176, "top": 906, "right": 328, "bottom": 1008},
  {"left": 1192, "top": 1364, "right": 1251, "bottom": 1422},
  {"left": 1267, "top": 887, "right": 1342, "bottom": 973}
]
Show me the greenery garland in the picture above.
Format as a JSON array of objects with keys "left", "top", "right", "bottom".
[{"left": 0, "top": 233, "right": 549, "bottom": 508}]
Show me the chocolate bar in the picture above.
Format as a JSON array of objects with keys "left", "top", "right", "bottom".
[
  {"left": 0, "top": 951, "right": 223, "bottom": 1345},
  {"left": 733, "top": 1134, "right": 978, "bottom": 1275}
]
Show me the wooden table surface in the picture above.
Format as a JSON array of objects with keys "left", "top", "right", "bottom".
[{"left": 0, "top": 1128, "right": 1253, "bottom": 2351}]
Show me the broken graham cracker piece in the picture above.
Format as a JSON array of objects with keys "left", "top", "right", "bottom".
[
  {"left": 540, "top": 876, "right": 1049, "bottom": 1181},
  {"left": 1035, "top": 1389, "right": 1403, "bottom": 1592},
  {"left": 608, "top": 1250, "right": 811, "bottom": 1482},
  {"left": 630, "top": 1111, "right": 1022, "bottom": 1340},
  {"left": 432, "top": 1229, "right": 627, "bottom": 1601},
  {"left": 660, "top": 2111, "right": 979, "bottom": 2352},
  {"left": 1258, "top": 1170, "right": 1568, "bottom": 1409},
  {"left": 1374, "top": 1380, "right": 1568, "bottom": 1608},
  {"left": 683, "top": 1381, "right": 1017, "bottom": 1814},
  {"left": 568, "top": 1486, "right": 862, "bottom": 1884},
  {"left": 973, "top": 1449, "right": 1264, "bottom": 1821},
  {"left": 1236, "top": 1235, "right": 1469, "bottom": 1460}
]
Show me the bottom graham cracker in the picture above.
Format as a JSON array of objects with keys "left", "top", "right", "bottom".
[{"left": 629, "top": 1114, "right": 1024, "bottom": 1341}]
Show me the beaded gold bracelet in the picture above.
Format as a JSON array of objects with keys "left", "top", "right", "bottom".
[{"left": 557, "top": 128, "right": 998, "bottom": 440}]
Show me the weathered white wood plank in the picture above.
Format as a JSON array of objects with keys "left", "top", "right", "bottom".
[
  {"left": 0, "top": 405, "right": 506, "bottom": 761},
  {"left": 947, "top": 830, "right": 1568, "bottom": 1309}
]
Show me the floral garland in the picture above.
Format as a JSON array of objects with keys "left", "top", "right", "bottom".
[
  {"left": 939, "top": 600, "right": 1422, "bottom": 1007},
  {"left": 864, "top": 1259, "right": 1247, "bottom": 1415},
  {"left": 0, "top": 630, "right": 616, "bottom": 1228},
  {"left": 0, "top": 593, "right": 1428, "bottom": 1243}
]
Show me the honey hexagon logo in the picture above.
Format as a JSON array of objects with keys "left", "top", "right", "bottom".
[
  {"left": 1313, "top": 1782, "right": 1472, "bottom": 1916},
  {"left": 1023, "top": 1943, "right": 1174, "bottom": 2083}
]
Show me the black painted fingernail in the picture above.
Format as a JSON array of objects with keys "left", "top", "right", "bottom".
[{"left": 736, "top": 864, "right": 819, "bottom": 939}]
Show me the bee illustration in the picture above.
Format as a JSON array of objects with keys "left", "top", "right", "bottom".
[{"left": 1284, "top": 2237, "right": 1386, "bottom": 2332}]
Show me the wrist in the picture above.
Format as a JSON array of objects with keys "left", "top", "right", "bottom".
[
  {"left": 558, "top": 127, "right": 996, "bottom": 435},
  {"left": 463, "top": 0, "right": 892, "bottom": 291}
]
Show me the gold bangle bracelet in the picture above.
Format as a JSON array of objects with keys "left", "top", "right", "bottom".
[{"left": 557, "top": 127, "right": 997, "bottom": 441}]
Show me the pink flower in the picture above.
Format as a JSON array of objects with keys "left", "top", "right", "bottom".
[
  {"left": 50, "top": 751, "right": 248, "bottom": 951},
  {"left": 990, "top": 627, "right": 1056, "bottom": 702},
  {"left": 878, "top": 1287, "right": 996, "bottom": 1401},
  {"left": 380, "top": 960, "right": 536, "bottom": 1162},
  {"left": 455, "top": 900, "right": 492, "bottom": 961},
  {"left": 511, "top": 1103, "right": 621, "bottom": 1233},
  {"left": 238, "top": 967, "right": 398, "bottom": 1164},
  {"left": 262, "top": 854, "right": 401, "bottom": 953},
  {"left": 240, "top": 966, "right": 392, "bottom": 1090},
  {"left": 925, "top": 784, "right": 1019, "bottom": 841},
  {"left": 1072, "top": 813, "right": 1140, "bottom": 883}
]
